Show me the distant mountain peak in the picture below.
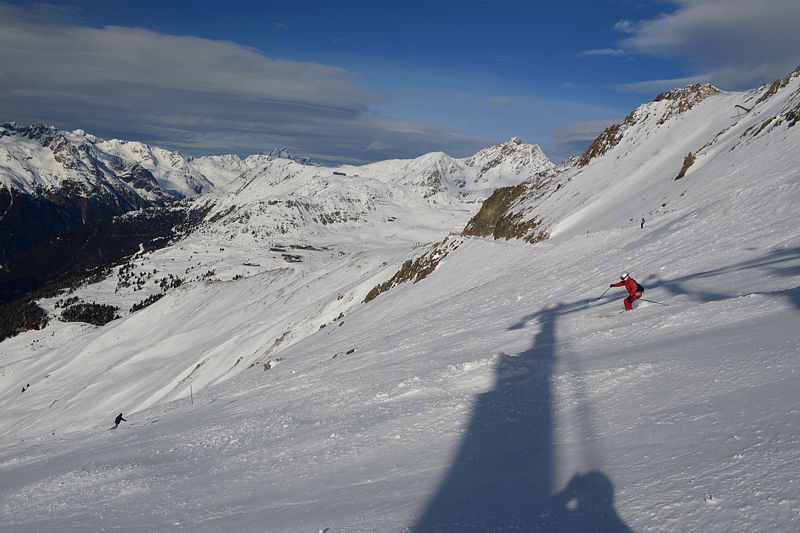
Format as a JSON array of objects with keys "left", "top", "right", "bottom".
[
  {"left": 654, "top": 83, "right": 721, "bottom": 103},
  {"left": 466, "top": 138, "right": 552, "bottom": 178},
  {"left": 652, "top": 84, "right": 722, "bottom": 120},
  {"left": 259, "top": 148, "right": 314, "bottom": 166}
]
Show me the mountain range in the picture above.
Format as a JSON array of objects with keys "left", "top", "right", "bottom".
[
  {"left": 0, "top": 123, "right": 553, "bottom": 263},
  {"left": 0, "top": 66, "right": 799, "bottom": 531}
]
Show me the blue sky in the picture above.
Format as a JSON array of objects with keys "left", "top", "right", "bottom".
[{"left": 2, "top": 1, "right": 799, "bottom": 163}]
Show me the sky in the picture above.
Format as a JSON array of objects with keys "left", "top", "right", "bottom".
[{"left": 2, "top": 0, "right": 800, "bottom": 164}]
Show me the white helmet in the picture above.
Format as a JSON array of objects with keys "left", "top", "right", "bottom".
[{"left": 620, "top": 271, "right": 630, "bottom": 280}]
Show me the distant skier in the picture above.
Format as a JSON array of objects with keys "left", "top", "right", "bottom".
[
  {"left": 610, "top": 271, "right": 644, "bottom": 311},
  {"left": 113, "top": 413, "right": 127, "bottom": 429},
  {"left": 640, "top": 217, "right": 645, "bottom": 229}
]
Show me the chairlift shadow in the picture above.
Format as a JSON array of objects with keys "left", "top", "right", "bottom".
[{"left": 413, "top": 301, "right": 631, "bottom": 531}]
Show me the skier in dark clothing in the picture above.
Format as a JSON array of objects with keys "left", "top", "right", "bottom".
[
  {"left": 610, "top": 271, "right": 644, "bottom": 311},
  {"left": 113, "top": 413, "right": 126, "bottom": 429}
]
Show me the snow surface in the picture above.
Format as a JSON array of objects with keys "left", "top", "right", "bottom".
[
  {"left": 95, "top": 138, "right": 214, "bottom": 198},
  {"left": 2, "top": 122, "right": 550, "bottom": 207},
  {"left": 1, "top": 76, "right": 800, "bottom": 531}
]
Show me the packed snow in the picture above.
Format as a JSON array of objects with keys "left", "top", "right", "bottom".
[{"left": 1, "top": 73, "right": 799, "bottom": 531}]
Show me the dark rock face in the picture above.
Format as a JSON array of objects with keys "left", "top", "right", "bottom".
[
  {"left": 462, "top": 183, "right": 549, "bottom": 243},
  {"left": 675, "top": 152, "right": 696, "bottom": 180},
  {"left": 364, "top": 237, "right": 462, "bottom": 303}
]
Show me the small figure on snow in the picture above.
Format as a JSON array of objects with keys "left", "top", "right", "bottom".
[
  {"left": 640, "top": 217, "right": 645, "bottom": 229},
  {"left": 113, "top": 413, "right": 127, "bottom": 429},
  {"left": 610, "top": 271, "right": 644, "bottom": 311}
]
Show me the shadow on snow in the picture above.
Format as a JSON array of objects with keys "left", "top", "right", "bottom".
[
  {"left": 413, "top": 246, "right": 800, "bottom": 531},
  {"left": 641, "top": 245, "right": 800, "bottom": 310},
  {"left": 413, "top": 299, "right": 632, "bottom": 532}
]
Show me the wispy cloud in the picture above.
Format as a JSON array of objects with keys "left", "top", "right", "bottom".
[
  {"left": 579, "top": 48, "right": 626, "bottom": 58},
  {"left": 617, "top": 0, "right": 800, "bottom": 90},
  {"left": 486, "top": 97, "right": 513, "bottom": 107},
  {"left": 616, "top": 73, "right": 713, "bottom": 94},
  {"left": 554, "top": 118, "right": 619, "bottom": 155},
  {"left": 366, "top": 140, "right": 389, "bottom": 152},
  {"left": 0, "top": 4, "right": 485, "bottom": 164}
]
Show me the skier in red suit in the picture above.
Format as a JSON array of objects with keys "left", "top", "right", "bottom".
[{"left": 610, "top": 272, "right": 644, "bottom": 311}]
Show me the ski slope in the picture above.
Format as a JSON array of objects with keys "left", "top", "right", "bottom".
[
  {"left": 1, "top": 210, "right": 797, "bottom": 531},
  {"left": 1, "top": 73, "right": 800, "bottom": 531}
]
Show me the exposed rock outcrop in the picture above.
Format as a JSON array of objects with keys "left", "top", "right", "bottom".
[{"left": 462, "top": 182, "right": 549, "bottom": 243}]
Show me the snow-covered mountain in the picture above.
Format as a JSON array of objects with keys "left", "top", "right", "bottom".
[
  {"left": 0, "top": 124, "right": 174, "bottom": 203},
  {"left": 354, "top": 137, "right": 554, "bottom": 198},
  {"left": 0, "top": 124, "right": 182, "bottom": 261},
  {"left": 465, "top": 67, "right": 800, "bottom": 244},
  {"left": 0, "top": 129, "right": 552, "bottom": 423},
  {"left": 0, "top": 122, "right": 550, "bottom": 262},
  {"left": 1, "top": 68, "right": 799, "bottom": 532},
  {"left": 194, "top": 138, "right": 552, "bottom": 245},
  {"left": 95, "top": 138, "right": 213, "bottom": 197}
]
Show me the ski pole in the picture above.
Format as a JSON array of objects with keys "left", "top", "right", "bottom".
[
  {"left": 640, "top": 298, "right": 668, "bottom": 306},
  {"left": 597, "top": 286, "right": 611, "bottom": 300}
]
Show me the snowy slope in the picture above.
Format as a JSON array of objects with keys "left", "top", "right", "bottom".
[
  {"left": 1, "top": 71, "right": 799, "bottom": 532},
  {"left": 0, "top": 124, "right": 180, "bottom": 260},
  {"left": 0, "top": 124, "right": 550, "bottom": 265},
  {"left": 184, "top": 154, "right": 251, "bottom": 189},
  {"left": 471, "top": 69, "right": 800, "bottom": 245},
  {"left": 0, "top": 124, "right": 173, "bottom": 204},
  {"left": 0, "top": 138, "right": 509, "bottom": 436},
  {"left": 354, "top": 137, "right": 553, "bottom": 198},
  {"left": 96, "top": 139, "right": 213, "bottom": 197}
]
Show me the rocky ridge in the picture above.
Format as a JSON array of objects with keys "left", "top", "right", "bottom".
[{"left": 464, "top": 66, "right": 800, "bottom": 244}]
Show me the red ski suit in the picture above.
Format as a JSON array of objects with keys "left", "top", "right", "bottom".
[{"left": 612, "top": 277, "right": 643, "bottom": 311}]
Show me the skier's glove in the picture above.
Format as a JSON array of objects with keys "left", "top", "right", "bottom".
[{"left": 609, "top": 284, "right": 614, "bottom": 287}]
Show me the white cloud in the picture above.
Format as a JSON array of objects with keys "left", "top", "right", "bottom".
[
  {"left": 0, "top": 4, "right": 485, "bottom": 163},
  {"left": 618, "top": 0, "right": 800, "bottom": 89},
  {"left": 613, "top": 20, "right": 635, "bottom": 34},
  {"left": 616, "top": 73, "right": 713, "bottom": 94},
  {"left": 366, "top": 140, "right": 389, "bottom": 152}
]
